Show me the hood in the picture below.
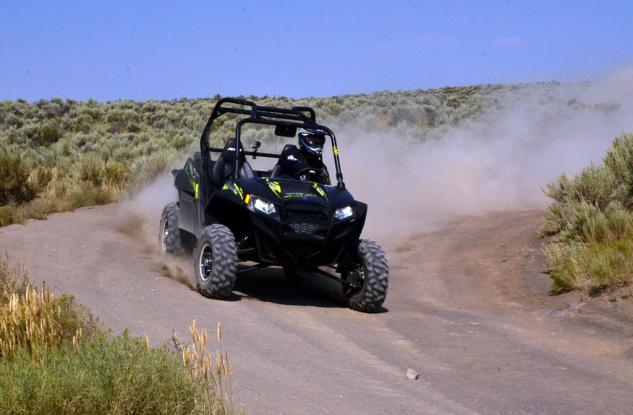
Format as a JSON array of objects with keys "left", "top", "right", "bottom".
[{"left": 237, "top": 178, "right": 355, "bottom": 208}]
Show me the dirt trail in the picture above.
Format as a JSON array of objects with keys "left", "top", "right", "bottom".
[{"left": 2, "top": 205, "right": 633, "bottom": 414}]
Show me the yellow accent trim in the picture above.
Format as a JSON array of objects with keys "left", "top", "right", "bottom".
[
  {"left": 269, "top": 181, "right": 282, "bottom": 197},
  {"left": 312, "top": 182, "right": 327, "bottom": 200},
  {"left": 263, "top": 178, "right": 282, "bottom": 197},
  {"left": 333, "top": 146, "right": 339, "bottom": 156},
  {"left": 234, "top": 184, "right": 244, "bottom": 200},
  {"left": 193, "top": 183, "right": 199, "bottom": 199},
  {"left": 244, "top": 194, "right": 251, "bottom": 204}
]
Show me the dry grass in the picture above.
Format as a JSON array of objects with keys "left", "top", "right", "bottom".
[
  {"left": 0, "top": 256, "right": 97, "bottom": 360},
  {"left": 173, "top": 320, "right": 234, "bottom": 414},
  {"left": 0, "top": 286, "right": 88, "bottom": 359},
  {"left": 0, "top": 255, "right": 234, "bottom": 414},
  {"left": 0, "top": 254, "right": 28, "bottom": 298}
]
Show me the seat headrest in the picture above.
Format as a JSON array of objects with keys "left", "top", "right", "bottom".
[{"left": 220, "top": 138, "right": 244, "bottom": 162}]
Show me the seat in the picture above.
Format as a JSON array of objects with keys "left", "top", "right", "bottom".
[
  {"left": 270, "top": 164, "right": 283, "bottom": 178},
  {"left": 270, "top": 144, "right": 296, "bottom": 179},
  {"left": 212, "top": 138, "right": 255, "bottom": 184}
]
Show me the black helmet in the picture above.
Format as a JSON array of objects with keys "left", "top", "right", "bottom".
[{"left": 298, "top": 128, "right": 326, "bottom": 156}]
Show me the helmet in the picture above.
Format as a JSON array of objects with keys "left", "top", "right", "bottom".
[{"left": 298, "top": 128, "right": 326, "bottom": 156}]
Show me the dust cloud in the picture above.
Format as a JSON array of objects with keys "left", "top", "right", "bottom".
[
  {"left": 116, "top": 68, "right": 633, "bottom": 254},
  {"left": 334, "top": 69, "right": 633, "bottom": 245},
  {"left": 112, "top": 175, "right": 196, "bottom": 289}
]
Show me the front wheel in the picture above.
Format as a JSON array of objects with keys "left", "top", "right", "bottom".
[
  {"left": 343, "top": 240, "right": 389, "bottom": 312},
  {"left": 194, "top": 224, "right": 238, "bottom": 299}
]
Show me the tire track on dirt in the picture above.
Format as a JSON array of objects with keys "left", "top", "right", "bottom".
[{"left": 2, "top": 204, "right": 633, "bottom": 414}]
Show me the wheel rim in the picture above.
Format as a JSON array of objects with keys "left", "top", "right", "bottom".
[
  {"left": 198, "top": 243, "right": 214, "bottom": 282},
  {"left": 160, "top": 219, "right": 169, "bottom": 251}
]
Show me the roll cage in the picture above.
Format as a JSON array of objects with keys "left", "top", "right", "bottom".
[{"left": 200, "top": 98, "right": 345, "bottom": 189}]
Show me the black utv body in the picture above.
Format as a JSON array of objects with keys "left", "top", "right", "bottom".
[{"left": 160, "top": 98, "right": 388, "bottom": 312}]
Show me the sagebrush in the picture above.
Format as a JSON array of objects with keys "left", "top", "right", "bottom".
[
  {"left": 541, "top": 133, "right": 633, "bottom": 293},
  {"left": 1, "top": 83, "right": 569, "bottom": 226}
]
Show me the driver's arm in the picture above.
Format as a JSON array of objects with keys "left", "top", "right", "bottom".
[{"left": 318, "top": 166, "right": 331, "bottom": 185}]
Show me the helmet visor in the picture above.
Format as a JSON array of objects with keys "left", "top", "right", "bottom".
[{"left": 305, "top": 134, "right": 326, "bottom": 148}]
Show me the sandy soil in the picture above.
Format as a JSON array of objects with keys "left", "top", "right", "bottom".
[{"left": 1, "top": 205, "right": 632, "bottom": 414}]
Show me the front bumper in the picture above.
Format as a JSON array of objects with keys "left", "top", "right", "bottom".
[{"left": 248, "top": 201, "right": 366, "bottom": 266}]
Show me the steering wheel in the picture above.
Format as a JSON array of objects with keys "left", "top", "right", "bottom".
[{"left": 293, "top": 167, "right": 326, "bottom": 181}]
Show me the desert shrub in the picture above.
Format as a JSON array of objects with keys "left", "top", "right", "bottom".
[
  {"left": 5, "top": 198, "right": 55, "bottom": 224},
  {"left": 27, "top": 167, "right": 53, "bottom": 194},
  {"left": 0, "top": 258, "right": 231, "bottom": 415},
  {"left": 103, "top": 160, "right": 130, "bottom": 187},
  {"left": 35, "top": 125, "right": 62, "bottom": 146},
  {"left": 129, "top": 150, "right": 175, "bottom": 189},
  {"left": 78, "top": 154, "right": 105, "bottom": 187},
  {"left": 0, "top": 82, "right": 575, "bottom": 226},
  {"left": 542, "top": 133, "right": 633, "bottom": 293},
  {"left": 548, "top": 237, "right": 633, "bottom": 294},
  {"left": 67, "top": 187, "right": 117, "bottom": 210},
  {"left": 0, "top": 147, "right": 34, "bottom": 205},
  {"left": 105, "top": 108, "right": 140, "bottom": 125},
  {"left": 3, "top": 112, "right": 21, "bottom": 128},
  {"left": 0, "top": 206, "right": 15, "bottom": 227},
  {"left": 0, "top": 333, "right": 214, "bottom": 415},
  {"left": 75, "top": 113, "right": 95, "bottom": 133}
]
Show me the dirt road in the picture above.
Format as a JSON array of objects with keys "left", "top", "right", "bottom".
[{"left": 2, "top": 205, "right": 633, "bottom": 414}]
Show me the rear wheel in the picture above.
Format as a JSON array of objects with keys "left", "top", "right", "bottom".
[
  {"left": 194, "top": 224, "right": 238, "bottom": 299},
  {"left": 343, "top": 240, "right": 389, "bottom": 312},
  {"left": 159, "top": 202, "right": 185, "bottom": 256}
]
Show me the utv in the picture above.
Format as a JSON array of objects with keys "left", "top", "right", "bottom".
[{"left": 160, "top": 98, "right": 388, "bottom": 312}]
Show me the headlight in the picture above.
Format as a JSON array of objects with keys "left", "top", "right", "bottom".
[
  {"left": 334, "top": 205, "right": 353, "bottom": 220},
  {"left": 252, "top": 197, "right": 277, "bottom": 215}
]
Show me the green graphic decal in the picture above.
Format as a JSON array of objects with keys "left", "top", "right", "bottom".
[
  {"left": 284, "top": 192, "right": 318, "bottom": 199},
  {"left": 263, "top": 178, "right": 282, "bottom": 198},
  {"left": 185, "top": 160, "right": 200, "bottom": 199},
  {"left": 312, "top": 182, "right": 328, "bottom": 200},
  {"left": 222, "top": 182, "right": 244, "bottom": 200}
]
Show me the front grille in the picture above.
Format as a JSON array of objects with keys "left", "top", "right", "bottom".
[{"left": 284, "top": 209, "right": 328, "bottom": 236}]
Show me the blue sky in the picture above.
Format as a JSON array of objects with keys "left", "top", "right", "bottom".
[{"left": 1, "top": 0, "right": 632, "bottom": 101}]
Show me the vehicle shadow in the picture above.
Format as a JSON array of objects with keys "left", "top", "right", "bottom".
[{"left": 233, "top": 267, "right": 345, "bottom": 309}]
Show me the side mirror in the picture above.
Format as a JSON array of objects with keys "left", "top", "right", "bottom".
[{"left": 250, "top": 140, "right": 261, "bottom": 159}]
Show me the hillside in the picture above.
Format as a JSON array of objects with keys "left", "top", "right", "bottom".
[{"left": 0, "top": 82, "right": 577, "bottom": 226}]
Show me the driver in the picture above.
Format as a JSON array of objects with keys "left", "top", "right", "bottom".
[{"left": 275, "top": 128, "right": 330, "bottom": 184}]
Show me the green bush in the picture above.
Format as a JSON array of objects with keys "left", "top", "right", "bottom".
[
  {"left": 78, "top": 154, "right": 105, "bottom": 187},
  {"left": 542, "top": 133, "right": 633, "bottom": 293},
  {"left": 0, "top": 206, "right": 15, "bottom": 227},
  {"left": 0, "top": 147, "right": 34, "bottom": 205},
  {"left": 0, "top": 256, "right": 231, "bottom": 414},
  {"left": 0, "top": 334, "right": 210, "bottom": 415},
  {"left": 35, "top": 125, "right": 62, "bottom": 146}
]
